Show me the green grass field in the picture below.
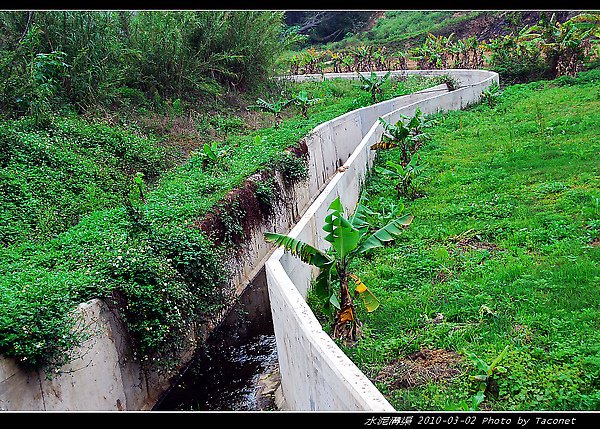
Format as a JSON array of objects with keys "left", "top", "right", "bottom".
[{"left": 334, "top": 69, "right": 600, "bottom": 411}]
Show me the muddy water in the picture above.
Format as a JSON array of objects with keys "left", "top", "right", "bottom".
[{"left": 153, "top": 268, "right": 280, "bottom": 411}]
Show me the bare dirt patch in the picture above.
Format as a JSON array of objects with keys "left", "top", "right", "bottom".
[
  {"left": 446, "top": 229, "right": 502, "bottom": 255},
  {"left": 432, "top": 269, "right": 453, "bottom": 284},
  {"left": 375, "top": 348, "right": 464, "bottom": 389},
  {"left": 455, "top": 237, "right": 500, "bottom": 254}
]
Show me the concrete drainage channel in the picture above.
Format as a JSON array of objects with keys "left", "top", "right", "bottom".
[
  {"left": 152, "top": 268, "right": 283, "bottom": 411},
  {"left": 154, "top": 69, "right": 500, "bottom": 412},
  {"left": 266, "top": 69, "right": 499, "bottom": 411},
  {"left": 0, "top": 70, "right": 498, "bottom": 411}
]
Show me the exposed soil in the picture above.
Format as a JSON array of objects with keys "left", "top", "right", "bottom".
[
  {"left": 195, "top": 171, "right": 273, "bottom": 248},
  {"left": 455, "top": 236, "right": 501, "bottom": 254},
  {"left": 363, "top": 11, "right": 387, "bottom": 32},
  {"left": 416, "top": 11, "right": 580, "bottom": 43},
  {"left": 432, "top": 269, "right": 453, "bottom": 285},
  {"left": 375, "top": 348, "right": 464, "bottom": 390}
]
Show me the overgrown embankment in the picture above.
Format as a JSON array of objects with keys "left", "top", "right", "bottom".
[
  {"left": 0, "top": 19, "right": 443, "bottom": 377},
  {"left": 0, "top": 10, "right": 284, "bottom": 371}
]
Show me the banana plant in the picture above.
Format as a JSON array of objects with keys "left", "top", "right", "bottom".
[
  {"left": 247, "top": 96, "right": 292, "bottom": 129},
  {"left": 290, "top": 90, "right": 320, "bottom": 119},
  {"left": 406, "top": 107, "right": 437, "bottom": 152},
  {"left": 375, "top": 154, "right": 425, "bottom": 200},
  {"left": 528, "top": 13, "right": 598, "bottom": 77},
  {"left": 465, "top": 345, "right": 510, "bottom": 407},
  {"left": 198, "top": 141, "right": 229, "bottom": 170},
  {"left": 357, "top": 71, "right": 391, "bottom": 103},
  {"left": 371, "top": 112, "right": 433, "bottom": 166},
  {"left": 371, "top": 116, "right": 409, "bottom": 157},
  {"left": 397, "top": 51, "right": 408, "bottom": 70},
  {"left": 351, "top": 45, "right": 373, "bottom": 71},
  {"left": 480, "top": 82, "right": 503, "bottom": 108},
  {"left": 265, "top": 196, "right": 413, "bottom": 343}
]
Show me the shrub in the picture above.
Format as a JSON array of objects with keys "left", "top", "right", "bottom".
[
  {"left": 484, "top": 34, "right": 550, "bottom": 84},
  {"left": 0, "top": 11, "right": 289, "bottom": 116}
]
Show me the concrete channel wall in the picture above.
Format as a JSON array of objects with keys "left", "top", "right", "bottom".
[
  {"left": 0, "top": 70, "right": 498, "bottom": 411},
  {"left": 266, "top": 69, "right": 499, "bottom": 411}
]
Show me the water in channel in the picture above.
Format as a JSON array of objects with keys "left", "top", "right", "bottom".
[{"left": 153, "top": 269, "right": 280, "bottom": 411}]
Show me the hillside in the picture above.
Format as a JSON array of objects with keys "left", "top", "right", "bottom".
[
  {"left": 427, "top": 10, "right": 580, "bottom": 41},
  {"left": 297, "top": 10, "right": 583, "bottom": 51}
]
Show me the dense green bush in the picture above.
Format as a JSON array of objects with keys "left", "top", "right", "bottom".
[
  {"left": 0, "top": 11, "right": 288, "bottom": 115},
  {"left": 106, "top": 223, "right": 229, "bottom": 365},
  {"left": 0, "top": 116, "right": 166, "bottom": 245},
  {"left": 484, "top": 35, "right": 550, "bottom": 84}
]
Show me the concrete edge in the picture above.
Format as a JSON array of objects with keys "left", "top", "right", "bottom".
[{"left": 266, "top": 69, "right": 499, "bottom": 411}]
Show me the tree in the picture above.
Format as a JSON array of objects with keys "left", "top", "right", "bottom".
[
  {"left": 284, "top": 11, "right": 375, "bottom": 44},
  {"left": 265, "top": 196, "right": 413, "bottom": 344}
]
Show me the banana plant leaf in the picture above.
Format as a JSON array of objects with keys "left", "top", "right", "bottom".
[
  {"left": 349, "top": 273, "right": 380, "bottom": 312},
  {"left": 264, "top": 232, "right": 333, "bottom": 269},
  {"left": 323, "top": 197, "right": 360, "bottom": 260},
  {"left": 356, "top": 214, "right": 414, "bottom": 254}
]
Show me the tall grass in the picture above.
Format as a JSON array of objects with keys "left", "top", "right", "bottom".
[{"left": 0, "top": 11, "right": 287, "bottom": 115}]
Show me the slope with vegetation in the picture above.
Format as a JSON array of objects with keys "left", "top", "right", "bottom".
[
  {"left": 0, "top": 10, "right": 291, "bottom": 372},
  {"left": 278, "top": 11, "right": 598, "bottom": 88},
  {"left": 0, "top": 10, "right": 447, "bottom": 375},
  {"left": 323, "top": 68, "right": 600, "bottom": 411}
]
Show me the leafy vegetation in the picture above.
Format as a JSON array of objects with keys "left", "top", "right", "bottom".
[
  {"left": 0, "top": 11, "right": 289, "bottom": 115},
  {"left": 247, "top": 96, "right": 293, "bottom": 129},
  {"left": 0, "top": 32, "right": 441, "bottom": 373},
  {"left": 325, "top": 68, "right": 600, "bottom": 411},
  {"left": 279, "top": 11, "right": 599, "bottom": 90},
  {"left": 265, "top": 196, "right": 414, "bottom": 344},
  {"left": 3, "top": 10, "right": 597, "bottom": 413},
  {"left": 375, "top": 155, "right": 425, "bottom": 201},
  {"left": 0, "top": 116, "right": 167, "bottom": 245},
  {"left": 484, "top": 12, "right": 599, "bottom": 84},
  {"left": 357, "top": 71, "right": 391, "bottom": 103},
  {"left": 290, "top": 90, "right": 320, "bottom": 119}
]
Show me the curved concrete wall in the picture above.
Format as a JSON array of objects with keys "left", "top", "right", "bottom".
[
  {"left": 266, "top": 69, "right": 499, "bottom": 411},
  {"left": 0, "top": 69, "right": 498, "bottom": 411}
]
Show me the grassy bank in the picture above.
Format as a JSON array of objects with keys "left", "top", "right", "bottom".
[{"left": 334, "top": 68, "right": 600, "bottom": 410}]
